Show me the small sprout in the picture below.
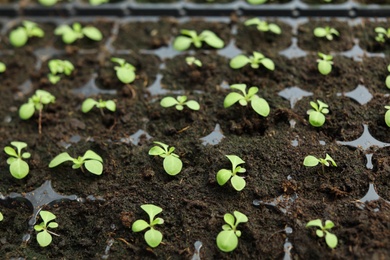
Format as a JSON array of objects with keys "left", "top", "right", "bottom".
[
  {"left": 160, "top": 96, "right": 200, "bottom": 111},
  {"left": 306, "top": 219, "right": 338, "bottom": 249},
  {"left": 47, "top": 59, "right": 74, "bottom": 84},
  {"left": 132, "top": 204, "right": 164, "bottom": 248},
  {"left": 9, "top": 20, "right": 44, "bottom": 48},
  {"left": 385, "top": 65, "right": 390, "bottom": 89},
  {"left": 303, "top": 154, "right": 337, "bottom": 174},
  {"left": 313, "top": 26, "right": 339, "bottom": 41},
  {"left": 384, "top": 106, "right": 390, "bottom": 127},
  {"left": 216, "top": 155, "right": 246, "bottom": 191},
  {"left": 55, "top": 22, "right": 102, "bottom": 44},
  {"left": 34, "top": 210, "right": 59, "bottom": 247},
  {"left": 173, "top": 29, "right": 224, "bottom": 51},
  {"left": 89, "top": 0, "right": 109, "bottom": 5},
  {"left": 0, "top": 62, "right": 6, "bottom": 73},
  {"left": 244, "top": 18, "right": 281, "bottom": 35},
  {"left": 81, "top": 98, "right": 116, "bottom": 115},
  {"left": 111, "top": 57, "right": 136, "bottom": 84},
  {"left": 247, "top": 0, "right": 267, "bottom": 4},
  {"left": 374, "top": 27, "right": 390, "bottom": 43},
  {"left": 4, "top": 141, "right": 31, "bottom": 179},
  {"left": 48, "top": 150, "right": 103, "bottom": 175},
  {"left": 38, "top": 0, "right": 58, "bottom": 6},
  {"left": 148, "top": 141, "right": 182, "bottom": 176},
  {"left": 185, "top": 56, "right": 202, "bottom": 67},
  {"left": 216, "top": 211, "right": 248, "bottom": 252},
  {"left": 230, "top": 51, "right": 275, "bottom": 71},
  {"left": 307, "top": 100, "right": 329, "bottom": 127},
  {"left": 224, "top": 83, "right": 270, "bottom": 117},
  {"left": 19, "top": 90, "right": 55, "bottom": 120},
  {"left": 317, "top": 52, "right": 333, "bottom": 75}
]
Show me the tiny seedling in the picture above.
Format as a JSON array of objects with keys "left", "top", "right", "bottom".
[
  {"left": 385, "top": 65, "right": 390, "bottom": 89},
  {"left": 224, "top": 84, "right": 270, "bottom": 117},
  {"left": 375, "top": 27, "right": 390, "bottom": 43},
  {"left": 313, "top": 26, "right": 339, "bottom": 41},
  {"left": 160, "top": 96, "right": 200, "bottom": 111},
  {"left": 303, "top": 154, "right": 337, "bottom": 173},
  {"left": 55, "top": 22, "right": 102, "bottom": 44},
  {"left": 0, "top": 62, "right": 6, "bottom": 73},
  {"left": 306, "top": 219, "right": 338, "bottom": 249},
  {"left": 81, "top": 98, "right": 116, "bottom": 115},
  {"left": 38, "top": 0, "right": 71, "bottom": 6},
  {"left": 9, "top": 20, "right": 44, "bottom": 48},
  {"left": 90, "top": 0, "right": 109, "bottom": 5},
  {"left": 132, "top": 204, "right": 164, "bottom": 248},
  {"left": 111, "top": 57, "right": 136, "bottom": 84},
  {"left": 148, "top": 141, "right": 182, "bottom": 176},
  {"left": 247, "top": 0, "right": 267, "bottom": 4},
  {"left": 216, "top": 211, "right": 248, "bottom": 252},
  {"left": 48, "top": 150, "right": 103, "bottom": 175},
  {"left": 317, "top": 52, "right": 333, "bottom": 75},
  {"left": 384, "top": 106, "right": 390, "bottom": 127},
  {"left": 244, "top": 18, "right": 281, "bottom": 35},
  {"left": 34, "top": 210, "right": 59, "bottom": 247},
  {"left": 185, "top": 56, "right": 202, "bottom": 67},
  {"left": 48, "top": 59, "right": 74, "bottom": 84},
  {"left": 216, "top": 155, "right": 246, "bottom": 191},
  {"left": 4, "top": 141, "right": 31, "bottom": 179},
  {"left": 173, "top": 29, "right": 224, "bottom": 51},
  {"left": 307, "top": 100, "right": 329, "bottom": 127},
  {"left": 230, "top": 51, "right": 275, "bottom": 71}
]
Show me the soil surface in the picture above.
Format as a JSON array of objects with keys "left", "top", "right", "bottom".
[{"left": 0, "top": 16, "right": 390, "bottom": 259}]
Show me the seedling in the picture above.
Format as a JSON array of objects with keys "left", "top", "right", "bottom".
[
  {"left": 9, "top": 20, "right": 44, "bottom": 48},
  {"left": 307, "top": 100, "right": 329, "bottom": 127},
  {"left": 185, "top": 56, "right": 202, "bottom": 67},
  {"left": 306, "top": 219, "right": 338, "bottom": 249},
  {"left": 81, "top": 98, "right": 116, "bottom": 115},
  {"left": 19, "top": 90, "right": 55, "bottom": 134},
  {"left": 48, "top": 150, "right": 103, "bottom": 175},
  {"left": 385, "top": 65, "right": 390, "bottom": 89},
  {"left": 317, "top": 52, "right": 333, "bottom": 75},
  {"left": 0, "top": 62, "right": 6, "bottom": 73},
  {"left": 303, "top": 154, "right": 337, "bottom": 173},
  {"left": 160, "top": 96, "right": 200, "bottom": 111},
  {"left": 4, "top": 141, "right": 31, "bottom": 179},
  {"left": 313, "top": 26, "right": 339, "bottom": 41},
  {"left": 89, "top": 0, "right": 109, "bottom": 5},
  {"left": 216, "top": 211, "right": 248, "bottom": 252},
  {"left": 224, "top": 84, "right": 270, "bottom": 117},
  {"left": 148, "top": 141, "right": 182, "bottom": 176},
  {"left": 47, "top": 59, "right": 74, "bottom": 84},
  {"left": 244, "top": 18, "right": 281, "bottom": 35},
  {"left": 247, "top": 0, "right": 267, "bottom": 4},
  {"left": 38, "top": 0, "right": 71, "bottom": 6},
  {"left": 384, "top": 106, "right": 390, "bottom": 127},
  {"left": 55, "top": 22, "right": 102, "bottom": 44},
  {"left": 216, "top": 155, "right": 246, "bottom": 191},
  {"left": 111, "top": 57, "right": 136, "bottom": 84},
  {"left": 34, "top": 210, "right": 59, "bottom": 247},
  {"left": 374, "top": 27, "right": 390, "bottom": 43},
  {"left": 173, "top": 29, "right": 224, "bottom": 51},
  {"left": 230, "top": 51, "right": 275, "bottom": 71}
]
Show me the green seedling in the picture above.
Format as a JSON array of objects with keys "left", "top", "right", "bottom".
[
  {"left": 90, "top": 0, "right": 109, "bottom": 5},
  {"left": 81, "top": 98, "right": 116, "bottom": 115},
  {"left": 55, "top": 22, "right": 102, "bottom": 44},
  {"left": 185, "top": 56, "right": 202, "bottom": 67},
  {"left": 247, "top": 0, "right": 267, "bottom": 4},
  {"left": 9, "top": 20, "right": 44, "bottom": 48},
  {"left": 216, "top": 155, "right": 246, "bottom": 191},
  {"left": 48, "top": 59, "right": 74, "bottom": 84},
  {"left": 132, "top": 204, "right": 164, "bottom": 248},
  {"left": 230, "top": 51, "right": 275, "bottom": 71},
  {"left": 224, "top": 84, "right": 270, "bottom": 117},
  {"left": 303, "top": 154, "right": 337, "bottom": 173},
  {"left": 34, "top": 210, "right": 59, "bottom": 247},
  {"left": 4, "top": 141, "right": 31, "bottom": 179},
  {"left": 244, "top": 18, "right": 281, "bottom": 35},
  {"left": 160, "top": 96, "right": 200, "bottom": 111},
  {"left": 375, "top": 27, "right": 390, "bottom": 43},
  {"left": 148, "top": 141, "right": 182, "bottom": 176},
  {"left": 385, "top": 65, "right": 390, "bottom": 89},
  {"left": 317, "top": 52, "right": 333, "bottom": 75},
  {"left": 313, "top": 26, "right": 339, "bottom": 41},
  {"left": 216, "top": 211, "right": 248, "bottom": 252},
  {"left": 38, "top": 0, "right": 71, "bottom": 6},
  {"left": 173, "top": 29, "right": 224, "bottom": 51},
  {"left": 0, "top": 62, "right": 6, "bottom": 73},
  {"left": 384, "top": 106, "right": 390, "bottom": 127},
  {"left": 48, "top": 150, "right": 103, "bottom": 175},
  {"left": 306, "top": 219, "right": 338, "bottom": 249},
  {"left": 111, "top": 57, "right": 136, "bottom": 84},
  {"left": 307, "top": 100, "right": 329, "bottom": 127}
]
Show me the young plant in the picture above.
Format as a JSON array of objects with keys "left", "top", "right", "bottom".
[
  {"left": 374, "top": 27, "right": 390, "bottom": 43},
  {"left": 244, "top": 18, "right": 281, "bottom": 35},
  {"left": 148, "top": 141, "right": 182, "bottom": 176},
  {"left": 132, "top": 204, "right": 164, "bottom": 248},
  {"left": 317, "top": 52, "right": 333, "bottom": 75},
  {"left": 306, "top": 219, "right": 338, "bottom": 249},
  {"left": 303, "top": 154, "right": 337, "bottom": 173},
  {"left": 224, "top": 84, "right": 270, "bottom": 117},
  {"left": 48, "top": 59, "right": 74, "bottom": 84},
  {"left": 385, "top": 64, "right": 390, "bottom": 89},
  {"left": 48, "top": 150, "right": 103, "bottom": 175},
  {"left": 307, "top": 100, "right": 329, "bottom": 127},
  {"left": 55, "top": 22, "right": 102, "bottom": 44},
  {"left": 9, "top": 20, "right": 45, "bottom": 48},
  {"left": 384, "top": 106, "right": 390, "bottom": 127},
  {"left": 313, "top": 26, "right": 339, "bottom": 41},
  {"left": 160, "top": 96, "right": 200, "bottom": 111},
  {"left": 34, "top": 210, "right": 59, "bottom": 247},
  {"left": 185, "top": 56, "right": 202, "bottom": 67},
  {"left": 0, "top": 62, "right": 6, "bottom": 73},
  {"left": 230, "top": 51, "right": 275, "bottom": 71},
  {"left": 111, "top": 57, "right": 136, "bottom": 84},
  {"left": 216, "top": 211, "right": 248, "bottom": 252},
  {"left": 81, "top": 98, "right": 116, "bottom": 115},
  {"left": 173, "top": 29, "right": 224, "bottom": 51},
  {"left": 216, "top": 155, "right": 246, "bottom": 191},
  {"left": 4, "top": 141, "right": 31, "bottom": 179}
]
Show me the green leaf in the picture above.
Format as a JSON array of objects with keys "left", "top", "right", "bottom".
[
  {"left": 0, "top": 62, "right": 6, "bottom": 73},
  {"left": 36, "top": 230, "right": 52, "bottom": 247},
  {"left": 224, "top": 92, "right": 244, "bottom": 108},
  {"left": 0, "top": 212, "right": 3, "bottom": 221},
  {"left": 386, "top": 75, "right": 390, "bottom": 89},
  {"left": 316, "top": 229, "right": 324, "bottom": 237},
  {"left": 105, "top": 100, "right": 116, "bottom": 112},
  {"left": 141, "top": 204, "right": 163, "bottom": 221},
  {"left": 173, "top": 36, "right": 193, "bottom": 51},
  {"left": 231, "top": 175, "right": 246, "bottom": 191},
  {"left": 385, "top": 110, "right": 390, "bottom": 127},
  {"left": 324, "top": 220, "right": 335, "bottom": 229},
  {"left": 7, "top": 158, "right": 16, "bottom": 164},
  {"left": 163, "top": 155, "right": 182, "bottom": 175},
  {"left": 62, "top": 30, "right": 79, "bottom": 44},
  {"left": 230, "top": 55, "right": 250, "bottom": 69},
  {"left": 309, "top": 111, "right": 326, "bottom": 127},
  {"left": 225, "top": 155, "right": 245, "bottom": 170},
  {"left": 216, "top": 230, "right": 238, "bottom": 252},
  {"left": 260, "top": 58, "right": 275, "bottom": 71},
  {"left": 4, "top": 146, "right": 17, "bottom": 157},
  {"left": 223, "top": 213, "right": 235, "bottom": 227},
  {"left": 48, "top": 222, "right": 58, "bottom": 228},
  {"left": 83, "top": 150, "right": 103, "bottom": 162},
  {"left": 144, "top": 228, "right": 163, "bottom": 248},
  {"left": 318, "top": 60, "right": 332, "bottom": 75},
  {"left": 268, "top": 23, "right": 281, "bottom": 34},
  {"left": 82, "top": 27, "right": 103, "bottom": 41},
  {"left": 216, "top": 169, "right": 232, "bottom": 186},
  {"left": 116, "top": 67, "right": 135, "bottom": 84},
  {"left": 34, "top": 224, "right": 44, "bottom": 232},
  {"left": 48, "top": 152, "right": 74, "bottom": 168},
  {"left": 185, "top": 100, "right": 200, "bottom": 111},
  {"left": 132, "top": 219, "right": 150, "bottom": 232},
  {"left": 9, "top": 27, "right": 28, "bottom": 47},
  {"left": 40, "top": 210, "right": 56, "bottom": 224},
  {"left": 160, "top": 97, "right": 178, "bottom": 108},
  {"left": 251, "top": 96, "right": 270, "bottom": 117},
  {"left": 233, "top": 211, "right": 248, "bottom": 225},
  {"left": 19, "top": 103, "right": 35, "bottom": 120},
  {"left": 306, "top": 219, "right": 323, "bottom": 228},
  {"left": 81, "top": 98, "right": 98, "bottom": 113},
  {"left": 149, "top": 146, "right": 166, "bottom": 156},
  {"left": 303, "top": 156, "right": 320, "bottom": 167},
  {"left": 314, "top": 27, "right": 327, "bottom": 37},
  {"left": 201, "top": 30, "right": 224, "bottom": 49},
  {"left": 152, "top": 217, "right": 164, "bottom": 225},
  {"left": 325, "top": 232, "right": 338, "bottom": 249},
  {"left": 84, "top": 160, "right": 103, "bottom": 175},
  {"left": 10, "top": 158, "right": 29, "bottom": 179}
]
